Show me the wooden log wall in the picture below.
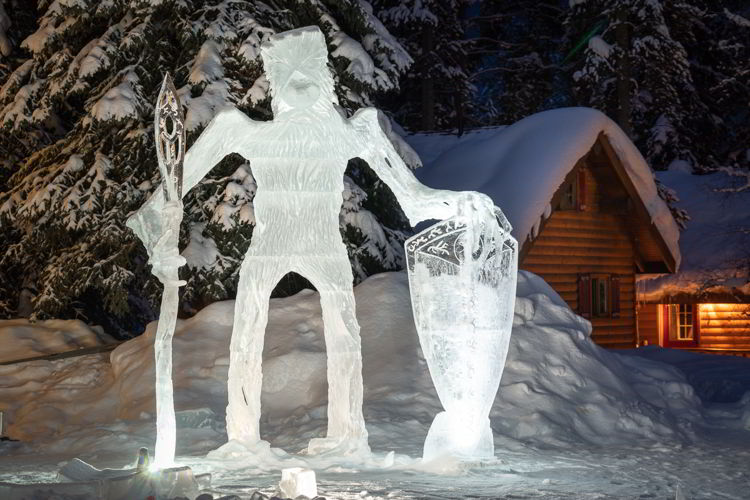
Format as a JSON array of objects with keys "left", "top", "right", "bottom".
[
  {"left": 636, "top": 303, "right": 659, "bottom": 346},
  {"left": 698, "top": 303, "right": 750, "bottom": 350},
  {"left": 521, "top": 168, "right": 637, "bottom": 349}
]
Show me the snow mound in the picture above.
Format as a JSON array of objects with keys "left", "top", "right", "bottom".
[
  {"left": 0, "top": 319, "right": 115, "bottom": 363},
  {"left": 494, "top": 272, "right": 702, "bottom": 447},
  {"left": 623, "top": 346, "right": 750, "bottom": 405},
  {"left": 407, "top": 107, "right": 680, "bottom": 268},
  {"left": 2, "top": 271, "right": 737, "bottom": 458}
]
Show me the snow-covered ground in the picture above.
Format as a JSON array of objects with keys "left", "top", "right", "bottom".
[{"left": 1, "top": 271, "right": 749, "bottom": 499}]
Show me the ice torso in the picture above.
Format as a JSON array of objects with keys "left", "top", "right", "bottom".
[{"left": 245, "top": 113, "right": 362, "bottom": 257}]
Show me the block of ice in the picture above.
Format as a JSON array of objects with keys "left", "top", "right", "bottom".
[{"left": 278, "top": 467, "right": 318, "bottom": 499}]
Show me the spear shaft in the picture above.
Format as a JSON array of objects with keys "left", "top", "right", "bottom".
[{"left": 151, "top": 73, "right": 185, "bottom": 468}]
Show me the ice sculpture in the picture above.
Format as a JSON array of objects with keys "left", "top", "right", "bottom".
[
  {"left": 128, "top": 26, "right": 495, "bottom": 458},
  {"left": 127, "top": 74, "right": 186, "bottom": 469},
  {"left": 406, "top": 199, "right": 518, "bottom": 461}
]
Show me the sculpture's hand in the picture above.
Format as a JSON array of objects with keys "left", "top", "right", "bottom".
[
  {"left": 455, "top": 191, "right": 497, "bottom": 253},
  {"left": 455, "top": 191, "right": 496, "bottom": 221},
  {"left": 419, "top": 190, "right": 495, "bottom": 224},
  {"left": 149, "top": 202, "right": 187, "bottom": 287}
]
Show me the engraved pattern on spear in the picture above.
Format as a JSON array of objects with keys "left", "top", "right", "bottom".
[{"left": 155, "top": 74, "right": 184, "bottom": 203}]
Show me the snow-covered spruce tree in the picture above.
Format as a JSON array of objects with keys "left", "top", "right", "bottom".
[
  {"left": 370, "top": 0, "right": 473, "bottom": 132},
  {"left": 0, "top": 0, "right": 412, "bottom": 334},
  {"left": 666, "top": 1, "right": 750, "bottom": 175},
  {"left": 566, "top": 1, "right": 749, "bottom": 227},
  {"left": 566, "top": 0, "right": 706, "bottom": 172},
  {"left": 468, "top": 0, "right": 571, "bottom": 125}
]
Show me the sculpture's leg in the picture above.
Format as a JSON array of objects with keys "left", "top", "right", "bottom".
[
  {"left": 225, "top": 256, "right": 285, "bottom": 446},
  {"left": 300, "top": 257, "right": 370, "bottom": 456}
]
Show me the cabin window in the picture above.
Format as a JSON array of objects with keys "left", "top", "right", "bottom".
[
  {"left": 667, "top": 304, "right": 693, "bottom": 340},
  {"left": 558, "top": 181, "right": 577, "bottom": 210},
  {"left": 591, "top": 277, "right": 608, "bottom": 316},
  {"left": 557, "top": 169, "right": 587, "bottom": 211},
  {"left": 578, "top": 274, "right": 620, "bottom": 319},
  {"left": 661, "top": 304, "right": 700, "bottom": 347}
]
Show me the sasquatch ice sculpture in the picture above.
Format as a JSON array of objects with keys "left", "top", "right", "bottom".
[
  {"left": 406, "top": 202, "right": 517, "bottom": 461},
  {"left": 128, "top": 26, "right": 494, "bottom": 458}
]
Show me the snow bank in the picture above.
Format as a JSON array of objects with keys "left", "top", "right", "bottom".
[
  {"left": 0, "top": 319, "right": 115, "bottom": 363},
  {"left": 4, "top": 271, "right": 742, "bottom": 459},
  {"left": 638, "top": 166, "right": 750, "bottom": 300},
  {"left": 623, "top": 346, "right": 750, "bottom": 405},
  {"left": 494, "top": 272, "right": 703, "bottom": 446},
  {"left": 407, "top": 107, "right": 681, "bottom": 268}
]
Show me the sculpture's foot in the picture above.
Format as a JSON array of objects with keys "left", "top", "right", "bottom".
[
  {"left": 422, "top": 411, "right": 494, "bottom": 462},
  {"left": 307, "top": 435, "right": 371, "bottom": 458},
  {"left": 207, "top": 438, "right": 273, "bottom": 461}
]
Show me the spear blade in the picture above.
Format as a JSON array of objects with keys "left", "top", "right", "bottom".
[{"left": 155, "top": 73, "right": 185, "bottom": 202}]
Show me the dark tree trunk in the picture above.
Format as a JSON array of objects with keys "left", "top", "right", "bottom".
[
  {"left": 421, "top": 24, "right": 435, "bottom": 131},
  {"left": 454, "top": 91, "right": 464, "bottom": 136},
  {"left": 615, "top": 7, "right": 633, "bottom": 137}
]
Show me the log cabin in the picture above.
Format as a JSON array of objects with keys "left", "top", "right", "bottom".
[
  {"left": 636, "top": 167, "right": 750, "bottom": 355},
  {"left": 519, "top": 136, "right": 678, "bottom": 349},
  {"left": 411, "top": 108, "right": 750, "bottom": 353},
  {"left": 410, "top": 107, "right": 682, "bottom": 349}
]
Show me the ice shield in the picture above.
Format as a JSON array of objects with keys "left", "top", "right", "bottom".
[{"left": 406, "top": 207, "right": 518, "bottom": 461}]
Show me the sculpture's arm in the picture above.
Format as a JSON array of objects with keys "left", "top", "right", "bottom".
[
  {"left": 126, "top": 107, "right": 262, "bottom": 257},
  {"left": 351, "top": 108, "right": 493, "bottom": 226}
]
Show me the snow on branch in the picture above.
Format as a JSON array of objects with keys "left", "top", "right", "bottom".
[{"left": 715, "top": 167, "right": 750, "bottom": 193}]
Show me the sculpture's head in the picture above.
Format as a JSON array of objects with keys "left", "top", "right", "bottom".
[{"left": 261, "top": 26, "right": 337, "bottom": 114}]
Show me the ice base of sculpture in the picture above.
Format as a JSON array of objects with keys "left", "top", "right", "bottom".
[
  {"left": 207, "top": 435, "right": 371, "bottom": 462},
  {"left": 307, "top": 435, "right": 371, "bottom": 456},
  {"left": 423, "top": 411, "right": 494, "bottom": 462},
  {"left": 206, "top": 438, "right": 274, "bottom": 462}
]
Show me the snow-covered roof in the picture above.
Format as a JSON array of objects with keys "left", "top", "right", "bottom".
[
  {"left": 637, "top": 165, "right": 750, "bottom": 300},
  {"left": 407, "top": 107, "right": 681, "bottom": 268}
]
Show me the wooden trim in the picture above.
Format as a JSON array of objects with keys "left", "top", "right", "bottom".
[
  {"left": 637, "top": 291, "right": 750, "bottom": 304},
  {"left": 693, "top": 305, "right": 701, "bottom": 345},
  {"left": 610, "top": 275, "right": 621, "bottom": 318},
  {"left": 578, "top": 273, "right": 591, "bottom": 318}
]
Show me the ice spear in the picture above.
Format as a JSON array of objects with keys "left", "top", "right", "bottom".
[{"left": 150, "top": 73, "right": 186, "bottom": 468}]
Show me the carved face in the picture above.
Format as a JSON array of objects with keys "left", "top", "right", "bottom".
[
  {"left": 282, "top": 70, "right": 320, "bottom": 109},
  {"left": 261, "top": 27, "right": 336, "bottom": 113}
]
